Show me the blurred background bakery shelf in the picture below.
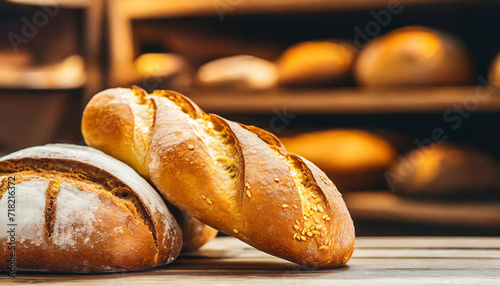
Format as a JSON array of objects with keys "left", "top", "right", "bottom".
[
  {"left": 1, "top": 0, "right": 499, "bottom": 237},
  {"left": 344, "top": 192, "right": 500, "bottom": 236},
  {"left": 183, "top": 87, "right": 500, "bottom": 114},
  {"left": 0, "top": 0, "right": 103, "bottom": 151}
]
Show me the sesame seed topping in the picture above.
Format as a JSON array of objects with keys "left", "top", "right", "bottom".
[
  {"left": 325, "top": 217, "right": 331, "bottom": 221},
  {"left": 188, "top": 145, "right": 195, "bottom": 150},
  {"left": 293, "top": 225, "right": 300, "bottom": 231},
  {"left": 233, "top": 229, "right": 239, "bottom": 234},
  {"left": 282, "top": 204, "right": 288, "bottom": 209},
  {"left": 318, "top": 206, "right": 324, "bottom": 212},
  {"left": 306, "top": 232, "right": 313, "bottom": 237},
  {"left": 314, "top": 218, "right": 320, "bottom": 224},
  {"left": 312, "top": 230, "right": 321, "bottom": 235},
  {"left": 245, "top": 183, "right": 251, "bottom": 188},
  {"left": 206, "top": 198, "right": 213, "bottom": 205},
  {"left": 324, "top": 239, "right": 330, "bottom": 245},
  {"left": 202, "top": 195, "right": 207, "bottom": 200},
  {"left": 316, "top": 226, "right": 323, "bottom": 230},
  {"left": 295, "top": 220, "right": 300, "bottom": 225},
  {"left": 301, "top": 236, "right": 307, "bottom": 241},
  {"left": 319, "top": 245, "right": 326, "bottom": 250},
  {"left": 293, "top": 233, "right": 297, "bottom": 239},
  {"left": 274, "top": 177, "right": 280, "bottom": 182},
  {"left": 301, "top": 229, "right": 306, "bottom": 235},
  {"left": 310, "top": 225, "right": 316, "bottom": 230},
  {"left": 293, "top": 205, "right": 298, "bottom": 209},
  {"left": 296, "top": 235, "right": 302, "bottom": 241},
  {"left": 312, "top": 206, "right": 318, "bottom": 212},
  {"left": 322, "top": 215, "right": 328, "bottom": 220},
  {"left": 246, "top": 190, "right": 252, "bottom": 198}
]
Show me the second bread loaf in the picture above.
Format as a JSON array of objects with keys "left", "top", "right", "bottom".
[{"left": 82, "top": 87, "right": 355, "bottom": 267}]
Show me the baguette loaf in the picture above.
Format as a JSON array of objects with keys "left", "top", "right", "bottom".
[
  {"left": 82, "top": 87, "right": 355, "bottom": 267},
  {"left": 0, "top": 144, "right": 181, "bottom": 272}
]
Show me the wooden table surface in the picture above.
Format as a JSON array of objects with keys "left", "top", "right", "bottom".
[{"left": 3, "top": 237, "right": 500, "bottom": 285}]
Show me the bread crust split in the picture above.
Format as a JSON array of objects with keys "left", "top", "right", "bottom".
[
  {"left": 82, "top": 87, "right": 355, "bottom": 267},
  {"left": 0, "top": 144, "right": 182, "bottom": 272}
]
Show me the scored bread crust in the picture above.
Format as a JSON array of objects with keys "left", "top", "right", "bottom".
[
  {"left": 82, "top": 87, "right": 355, "bottom": 267},
  {"left": 0, "top": 144, "right": 182, "bottom": 272}
]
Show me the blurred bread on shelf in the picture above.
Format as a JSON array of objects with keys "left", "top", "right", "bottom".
[
  {"left": 134, "top": 53, "right": 193, "bottom": 89},
  {"left": 0, "top": 54, "right": 85, "bottom": 89},
  {"left": 281, "top": 129, "right": 397, "bottom": 191},
  {"left": 355, "top": 26, "right": 472, "bottom": 87},
  {"left": 196, "top": 55, "right": 278, "bottom": 90},
  {"left": 134, "top": 23, "right": 282, "bottom": 67},
  {"left": 389, "top": 143, "right": 500, "bottom": 196},
  {"left": 489, "top": 51, "right": 500, "bottom": 88},
  {"left": 277, "top": 41, "right": 356, "bottom": 87}
]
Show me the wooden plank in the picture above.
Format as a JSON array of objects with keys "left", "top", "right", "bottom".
[
  {"left": 2, "top": 237, "right": 499, "bottom": 285},
  {"left": 343, "top": 192, "right": 500, "bottom": 228},
  {"left": 356, "top": 237, "right": 500, "bottom": 249},
  {"left": 181, "top": 87, "right": 500, "bottom": 114}
]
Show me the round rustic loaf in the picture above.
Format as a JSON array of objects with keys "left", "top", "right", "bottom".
[
  {"left": 0, "top": 144, "right": 182, "bottom": 272},
  {"left": 277, "top": 41, "right": 356, "bottom": 86},
  {"left": 389, "top": 143, "right": 500, "bottom": 196},
  {"left": 355, "top": 26, "right": 472, "bottom": 86},
  {"left": 281, "top": 129, "right": 397, "bottom": 190}
]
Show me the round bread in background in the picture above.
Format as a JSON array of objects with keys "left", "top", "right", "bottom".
[
  {"left": 167, "top": 203, "right": 218, "bottom": 252},
  {"left": 0, "top": 144, "right": 182, "bottom": 272},
  {"left": 281, "top": 129, "right": 397, "bottom": 191},
  {"left": 489, "top": 51, "right": 500, "bottom": 88},
  {"left": 134, "top": 53, "right": 193, "bottom": 88},
  {"left": 388, "top": 143, "right": 500, "bottom": 196},
  {"left": 355, "top": 26, "right": 472, "bottom": 86},
  {"left": 277, "top": 41, "right": 356, "bottom": 87},
  {"left": 196, "top": 55, "right": 277, "bottom": 90}
]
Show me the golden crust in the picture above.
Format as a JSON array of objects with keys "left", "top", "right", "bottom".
[{"left": 82, "top": 88, "right": 355, "bottom": 267}]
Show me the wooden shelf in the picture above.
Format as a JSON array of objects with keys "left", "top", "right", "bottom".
[
  {"left": 116, "top": 0, "right": 488, "bottom": 19},
  {"left": 343, "top": 191, "right": 500, "bottom": 229},
  {"left": 177, "top": 87, "right": 500, "bottom": 114},
  {"left": 6, "top": 0, "right": 91, "bottom": 9}
]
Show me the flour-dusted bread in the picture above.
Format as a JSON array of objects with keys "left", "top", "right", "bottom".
[
  {"left": 196, "top": 55, "right": 278, "bottom": 90},
  {"left": 0, "top": 144, "right": 182, "bottom": 272},
  {"left": 355, "top": 26, "right": 472, "bottom": 86},
  {"left": 82, "top": 87, "right": 355, "bottom": 267}
]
